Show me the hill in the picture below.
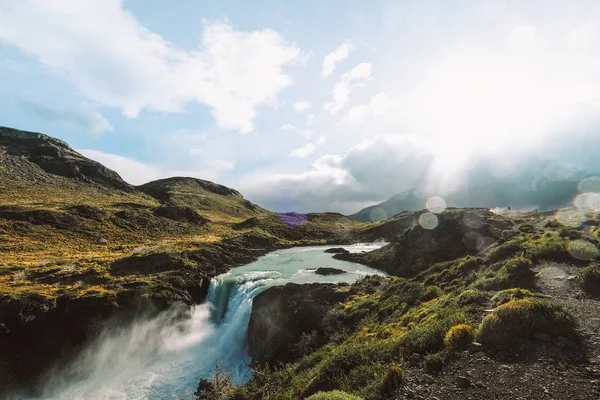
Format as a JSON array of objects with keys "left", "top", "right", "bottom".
[
  {"left": 233, "top": 208, "right": 600, "bottom": 400},
  {"left": 0, "top": 126, "right": 367, "bottom": 394}
]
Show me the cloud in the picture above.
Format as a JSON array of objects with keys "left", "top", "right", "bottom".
[
  {"left": 282, "top": 123, "right": 313, "bottom": 138},
  {"left": 325, "top": 63, "right": 372, "bottom": 115},
  {"left": 565, "top": 22, "right": 600, "bottom": 50},
  {"left": 316, "top": 136, "right": 326, "bottom": 145},
  {"left": 322, "top": 41, "right": 353, "bottom": 77},
  {"left": 293, "top": 101, "right": 312, "bottom": 112},
  {"left": 22, "top": 101, "right": 113, "bottom": 135},
  {"left": 243, "top": 134, "right": 434, "bottom": 212},
  {"left": 0, "top": 0, "right": 301, "bottom": 133},
  {"left": 79, "top": 149, "right": 234, "bottom": 185},
  {"left": 345, "top": 92, "right": 405, "bottom": 124},
  {"left": 306, "top": 113, "right": 316, "bottom": 124},
  {"left": 289, "top": 142, "right": 315, "bottom": 158},
  {"left": 508, "top": 25, "right": 537, "bottom": 51}
]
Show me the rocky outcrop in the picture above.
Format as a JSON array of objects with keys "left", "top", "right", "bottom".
[
  {"left": 0, "top": 126, "right": 133, "bottom": 191},
  {"left": 324, "top": 247, "right": 350, "bottom": 254},
  {"left": 247, "top": 283, "right": 348, "bottom": 366},
  {"left": 315, "top": 267, "right": 346, "bottom": 275},
  {"left": 337, "top": 209, "right": 514, "bottom": 277}
]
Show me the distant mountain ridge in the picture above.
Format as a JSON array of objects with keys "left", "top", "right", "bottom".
[{"left": 349, "top": 163, "right": 591, "bottom": 222}]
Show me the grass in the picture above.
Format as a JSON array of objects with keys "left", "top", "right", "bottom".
[
  {"left": 230, "top": 210, "right": 592, "bottom": 399},
  {"left": 491, "top": 288, "right": 549, "bottom": 307},
  {"left": 444, "top": 324, "right": 475, "bottom": 350},
  {"left": 306, "top": 390, "right": 364, "bottom": 400},
  {"left": 477, "top": 298, "right": 576, "bottom": 345},
  {"left": 576, "top": 263, "right": 600, "bottom": 296}
]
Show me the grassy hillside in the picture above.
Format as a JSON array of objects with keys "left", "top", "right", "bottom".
[
  {"left": 0, "top": 126, "right": 370, "bottom": 393},
  {"left": 229, "top": 208, "right": 600, "bottom": 400}
]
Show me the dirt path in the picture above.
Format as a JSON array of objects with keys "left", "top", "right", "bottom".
[{"left": 392, "top": 260, "right": 600, "bottom": 400}]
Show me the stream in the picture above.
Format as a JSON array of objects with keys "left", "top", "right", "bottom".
[{"left": 35, "top": 243, "right": 386, "bottom": 400}]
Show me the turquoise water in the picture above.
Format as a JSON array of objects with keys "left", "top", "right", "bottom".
[{"left": 37, "top": 243, "right": 386, "bottom": 400}]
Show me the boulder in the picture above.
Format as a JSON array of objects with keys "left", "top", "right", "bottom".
[
  {"left": 324, "top": 247, "right": 350, "bottom": 254},
  {"left": 315, "top": 267, "right": 346, "bottom": 276}
]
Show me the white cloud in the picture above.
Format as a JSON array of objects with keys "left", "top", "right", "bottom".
[
  {"left": 0, "top": 0, "right": 301, "bottom": 133},
  {"left": 282, "top": 123, "right": 314, "bottom": 138},
  {"left": 345, "top": 92, "right": 405, "bottom": 124},
  {"left": 316, "top": 136, "right": 326, "bottom": 145},
  {"left": 242, "top": 134, "right": 435, "bottom": 212},
  {"left": 508, "top": 25, "right": 537, "bottom": 51},
  {"left": 322, "top": 41, "right": 353, "bottom": 77},
  {"left": 293, "top": 101, "right": 312, "bottom": 112},
  {"left": 22, "top": 101, "right": 113, "bottom": 135},
  {"left": 79, "top": 149, "right": 233, "bottom": 185},
  {"left": 306, "top": 113, "right": 316, "bottom": 124},
  {"left": 565, "top": 22, "right": 600, "bottom": 50},
  {"left": 325, "top": 62, "right": 372, "bottom": 115},
  {"left": 289, "top": 142, "right": 315, "bottom": 158}
]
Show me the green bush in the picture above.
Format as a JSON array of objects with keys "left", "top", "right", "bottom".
[
  {"left": 456, "top": 289, "right": 488, "bottom": 306},
  {"left": 576, "top": 264, "right": 600, "bottom": 296},
  {"left": 477, "top": 298, "right": 576, "bottom": 345},
  {"left": 306, "top": 390, "right": 364, "bottom": 400},
  {"left": 491, "top": 288, "right": 548, "bottom": 307},
  {"left": 443, "top": 324, "right": 474, "bottom": 350}
]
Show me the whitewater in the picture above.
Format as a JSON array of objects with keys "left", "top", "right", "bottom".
[{"left": 32, "top": 243, "right": 386, "bottom": 400}]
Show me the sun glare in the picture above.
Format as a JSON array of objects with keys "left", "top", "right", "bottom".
[{"left": 410, "top": 49, "right": 593, "bottom": 155}]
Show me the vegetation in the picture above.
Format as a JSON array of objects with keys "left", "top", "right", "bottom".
[
  {"left": 477, "top": 298, "right": 576, "bottom": 345},
  {"left": 443, "top": 324, "right": 474, "bottom": 350},
  {"left": 306, "top": 390, "right": 363, "bottom": 400},
  {"left": 490, "top": 288, "right": 549, "bottom": 307},
  {"left": 230, "top": 209, "right": 591, "bottom": 399},
  {"left": 576, "top": 263, "right": 600, "bottom": 296}
]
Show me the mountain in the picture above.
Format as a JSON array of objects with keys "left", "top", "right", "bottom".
[
  {"left": 349, "top": 190, "right": 424, "bottom": 222},
  {"left": 349, "top": 164, "right": 587, "bottom": 222}
]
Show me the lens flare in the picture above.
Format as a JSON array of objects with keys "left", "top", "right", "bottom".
[
  {"left": 369, "top": 207, "right": 388, "bottom": 222},
  {"left": 567, "top": 240, "right": 599, "bottom": 261},
  {"left": 426, "top": 196, "right": 447, "bottom": 214},
  {"left": 418, "top": 212, "right": 438, "bottom": 230},
  {"left": 578, "top": 176, "right": 600, "bottom": 193},
  {"left": 554, "top": 208, "right": 587, "bottom": 227},
  {"left": 574, "top": 192, "right": 600, "bottom": 211}
]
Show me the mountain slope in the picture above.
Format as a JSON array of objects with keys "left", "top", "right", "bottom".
[
  {"left": 138, "top": 176, "right": 267, "bottom": 222},
  {"left": 349, "top": 164, "right": 588, "bottom": 222}
]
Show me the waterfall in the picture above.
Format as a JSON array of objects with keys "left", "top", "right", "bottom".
[{"left": 25, "top": 244, "right": 386, "bottom": 400}]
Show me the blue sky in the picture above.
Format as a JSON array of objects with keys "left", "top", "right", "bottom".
[{"left": 1, "top": 0, "right": 599, "bottom": 213}]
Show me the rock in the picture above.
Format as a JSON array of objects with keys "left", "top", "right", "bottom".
[
  {"left": 502, "top": 229, "right": 519, "bottom": 240},
  {"left": 154, "top": 204, "right": 208, "bottom": 225},
  {"left": 533, "top": 332, "right": 551, "bottom": 343},
  {"left": 247, "top": 283, "right": 348, "bottom": 366},
  {"left": 421, "top": 374, "right": 435, "bottom": 384},
  {"left": 456, "top": 376, "right": 471, "bottom": 388},
  {"left": 324, "top": 247, "right": 350, "bottom": 254},
  {"left": 314, "top": 267, "right": 346, "bottom": 275}
]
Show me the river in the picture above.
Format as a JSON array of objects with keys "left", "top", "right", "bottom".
[{"left": 35, "top": 243, "right": 386, "bottom": 400}]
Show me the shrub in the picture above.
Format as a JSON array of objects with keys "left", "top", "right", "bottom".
[
  {"left": 576, "top": 264, "right": 600, "bottom": 296},
  {"left": 476, "top": 298, "right": 576, "bottom": 345},
  {"left": 380, "top": 363, "right": 405, "bottom": 394},
  {"left": 306, "top": 390, "right": 364, "bottom": 400},
  {"left": 456, "top": 289, "right": 488, "bottom": 306},
  {"left": 443, "top": 324, "right": 474, "bottom": 350},
  {"left": 491, "top": 288, "right": 548, "bottom": 307}
]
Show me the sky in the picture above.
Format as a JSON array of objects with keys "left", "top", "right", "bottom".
[{"left": 1, "top": 0, "right": 600, "bottom": 214}]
